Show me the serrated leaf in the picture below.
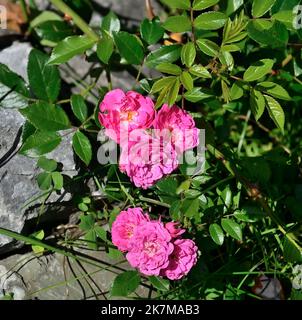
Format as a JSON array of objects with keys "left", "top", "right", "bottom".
[
  {"left": 193, "top": 0, "right": 220, "bottom": 10},
  {"left": 163, "top": 15, "right": 191, "bottom": 33},
  {"left": 243, "top": 59, "right": 274, "bottom": 82},
  {"left": 35, "top": 21, "right": 73, "bottom": 43},
  {"left": 189, "top": 65, "right": 212, "bottom": 78},
  {"left": 156, "top": 63, "right": 182, "bottom": 75},
  {"left": 72, "top": 131, "right": 92, "bottom": 165},
  {"left": 264, "top": 95, "right": 285, "bottom": 133},
  {"left": 250, "top": 89, "right": 265, "bottom": 121},
  {"left": 28, "top": 49, "right": 61, "bottom": 102},
  {"left": 113, "top": 32, "right": 144, "bottom": 65},
  {"left": 151, "top": 76, "right": 176, "bottom": 93},
  {"left": 184, "top": 87, "right": 212, "bottom": 102},
  {"left": 71, "top": 94, "right": 88, "bottom": 122},
  {"left": 149, "top": 276, "right": 170, "bottom": 291},
  {"left": 167, "top": 77, "right": 181, "bottom": 106},
  {"left": 209, "top": 223, "right": 224, "bottom": 245},
  {"left": 0, "top": 63, "right": 30, "bottom": 109},
  {"left": 140, "top": 18, "right": 164, "bottom": 45},
  {"left": 252, "top": 0, "right": 277, "bottom": 18},
  {"left": 180, "top": 71, "right": 194, "bottom": 91},
  {"left": 52, "top": 171, "right": 63, "bottom": 190},
  {"left": 194, "top": 11, "right": 227, "bottom": 30},
  {"left": 37, "top": 172, "right": 52, "bottom": 190},
  {"left": 181, "top": 42, "right": 196, "bottom": 67},
  {"left": 19, "top": 131, "right": 61, "bottom": 157},
  {"left": 247, "top": 20, "right": 288, "bottom": 47},
  {"left": 101, "top": 11, "right": 120, "bottom": 35},
  {"left": 160, "top": 0, "right": 191, "bottom": 10},
  {"left": 48, "top": 35, "right": 96, "bottom": 65},
  {"left": 196, "top": 38, "right": 220, "bottom": 57},
  {"left": 221, "top": 218, "right": 242, "bottom": 241},
  {"left": 20, "top": 102, "right": 70, "bottom": 131},
  {"left": 111, "top": 271, "right": 141, "bottom": 297},
  {"left": 37, "top": 157, "right": 57, "bottom": 172},
  {"left": 97, "top": 35, "right": 114, "bottom": 64},
  {"left": 256, "top": 82, "right": 291, "bottom": 100},
  {"left": 146, "top": 45, "right": 181, "bottom": 69}
]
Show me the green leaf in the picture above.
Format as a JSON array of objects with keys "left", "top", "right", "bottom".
[
  {"left": 71, "top": 94, "right": 88, "bottom": 122},
  {"left": 19, "top": 131, "right": 61, "bottom": 157},
  {"left": 226, "top": 0, "right": 244, "bottom": 15},
  {"left": 283, "top": 236, "right": 302, "bottom": 263},
  {"left": 30, "top": 11, "right": 62, "bottom": 29},
  {"left": 37, "top": 172, "right": 52, "bottom": 190},
  {"left": 255, "top": 82, "right": 291, "bottom": 100},
  {"left": 184, "top": 87, "right": 212, "bottom": 102},
  {"left": 149, "top": 276, "right": 170, "bottom": 291},
  {"left": 151, "top": 76, "right": 176, "bottom": 93},
  {"left": 221, "top": 218, "right": 242, "bottom": 241},
  {"left": 230, "top": 81, "right": 244, "bottom": 100},
  {"left": 209, "top": 223, "right": 224, "bottom": 245},
  {"left": 35, "top": 21, "right": 73, "bottom": 43},
  {"left": 101, "top": 11, "right": 120, "bottom": 35},
  {"left": 194, "top": 11, "right": 227, "bottom": 30},
  {"left": 234, "top": 206, "right": 263, "bottom": 223},
  {"left": 20, "top": 102, "right": 70, "bottom": 131},
  {"left": 250, "top": 89, "right": 265, "bottom": 121},
  {"left": 167, "top": 77, "right": 181, "bottom": 107},
  {"left": 252, "top": 0, "right": 277, "bottom": 18},
  {"left": 48, "top": 35, "right": 96, "bottom": 65},
  {"left": 160, "top": 0, "right": 191, "bottom": 10},
  {"left": 180, "top": 71, "right": 194, "bottom": 91},
  {"left": 156, "top": 63, "right": 182, "bottom": 75},
  {"left": 163, "top": 15, "right": 191, "bottom": 33},
  {"left": 146, "top": 45, "right": 181, "bottom": 69},
  {"left": 28, "top": 49, "right": 61, "bottom": 103},
  {"left": 85, "top": 229, "right": 97, "bottom": 250},
  {"left": 181, "top": 42, "right": 196, "bottom": 67},
  {"left": 79, "top": 214, "right": 95, "bottom": 231},
  {"left": 37, "top": 157, "right": 57, "bottom": 172},
  {"left": 97, "top": 34, "right": 114, "bottom": 64},
  {"left": 0, "top": 63, "right": 30, "bottom": 109},
  {"left": 272, "top": 10, "right": 296, "bottom": 30},
  {"left": 94, "top": 225, "right": 107, "bottom": 242},
  {"left": 189, "top": 64, "right": 212, "bottom": 78},
  {"left": 52, "top": 172, "right": 63, "bottom": 190},
  {"left": 196, "top": 38, "right": 220, "bottom": 57},
  {"left": 181, "top": 198, "right": 200, "bottom": 218},
  {"left": 140, "top": 18, "right": 164, "bottom": 45},
  {"left": 264, "top": 95, "right": 285, "bottom": 133},
  {"left": 111, "top": 271, "right": 141, "bottom": 297},
  {"left": 113, "top": 32, "right": 144, "bottom": 65},
  {"left": 243, "top": 59, "right": 274, "bottom": 82},
  {"left": 247, "top": 20, "right": 288, "bottom": 47},
  {"left": 72, "top": 131, "right": 92, "bottom": 166},
  {"left": 193, "top": 0, "right": 220, "bottom": 10},
  {"left": 31, "top": 230, "right": 45, "bottom": 254}
]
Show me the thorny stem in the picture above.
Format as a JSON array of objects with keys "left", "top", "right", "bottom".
[{"left": 49, "top": 0, "right": 99, "bottom": 41}]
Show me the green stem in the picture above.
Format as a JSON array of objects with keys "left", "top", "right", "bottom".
[
  {"left": 139, "top": 196, "right": 170, "bottom": 208},
  {"left": 19, "top": 0, "right": 29, "bottom": 23},
  {"left": 49, "top": 0, "right": 99, "bottom": 41}
]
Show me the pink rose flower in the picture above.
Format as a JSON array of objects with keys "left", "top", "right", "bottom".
[
  {"left": 111, "top": 207, "right": 149, "bottom": 252},
  {"left": 160, "top": 239, "right": 198, "bottom": 280},
  {"left": 165, "top": 222, "right": 185, "bottom": 238},
  {"left": 126, "top": 221, "right": 174, "bottom": 276},
  {"left": 119, "top": 132, "right": 179, "bottom": 189},
  {"left": 99, "top": 89, "right": 155, "bottom": 143},
  {"left": 153, "top": 104, "right": 200, "bottom": 153}
]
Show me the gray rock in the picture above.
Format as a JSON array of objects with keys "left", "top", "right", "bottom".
[
  {"left": 0, "top": 249, "right": 152, "bottom": 300},
  {"left": 0, "top": 42, "right": 77, "bottom": 252}
]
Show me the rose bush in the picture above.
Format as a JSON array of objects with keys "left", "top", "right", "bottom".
[{"left": 0, "top": 0, "right": 301, "bottom": 300}]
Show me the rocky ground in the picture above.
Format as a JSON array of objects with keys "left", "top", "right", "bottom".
[{"left": 0, "top": 0, "right": 161, "bottom": 300}]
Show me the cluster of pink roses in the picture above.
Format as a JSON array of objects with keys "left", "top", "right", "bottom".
[
  {"left": 99, "top": 89, "right": 199, "bottom": 189},
  {"left": 111, "top": 207, "right": 198, "bottom": 280}
]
